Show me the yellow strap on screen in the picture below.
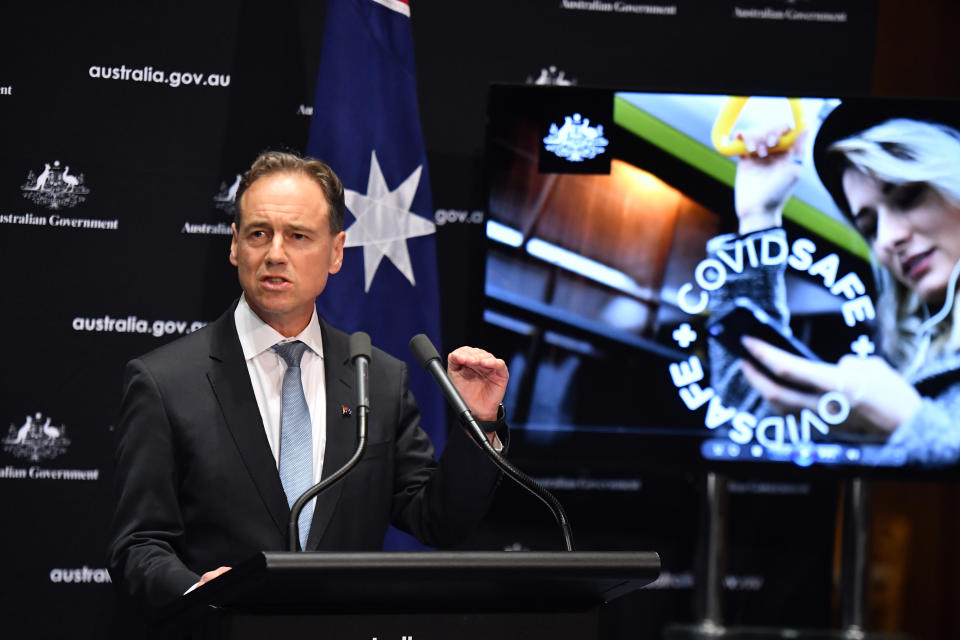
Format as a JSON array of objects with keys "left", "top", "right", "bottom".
[{"left": 711, "top": 96, "right": 805, "bottom": 157}]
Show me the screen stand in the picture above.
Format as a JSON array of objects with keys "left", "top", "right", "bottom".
[
  {"left": 664, "top": 471, "right": 728, "bottom": 639},
  {"left": 664, "top": 474, "right": 911, "bottom": 640},
  {"left": 695, "top": 471, "right": 728, "bottom": 635},
  {"left": 835, "top": 478, "right": 910, "bottom": 639},
  {"left": 839, "top": 477, "right": 871, "bottom": 639}
]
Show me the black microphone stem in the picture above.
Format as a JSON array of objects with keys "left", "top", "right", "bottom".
[
  {"left": 409, "top": 334, "right": 574, "bottom": 551},
  {"left": 287, "top": 408, "right": 367, "bottom": 551},
  {"left": 466, "top": 410, "right": 575, "bottom": 552},
  {"left": 288, "top": 332, "right": 371, "bottom": 552}
]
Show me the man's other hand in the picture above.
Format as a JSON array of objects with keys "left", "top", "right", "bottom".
[
  {"left": 198, "top": 566, "right": 232, "bottom": 586},
  {"left": 447, "top": 347, "right": 508, "bottom": 422}
]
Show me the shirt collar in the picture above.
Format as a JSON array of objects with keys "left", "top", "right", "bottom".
[{"left": 234, "top": 295, "right": 325, "bottom": 361}]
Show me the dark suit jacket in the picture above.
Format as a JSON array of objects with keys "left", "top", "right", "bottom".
[{"left": 107, "top": 302, "right": 504, "bottom": 614}]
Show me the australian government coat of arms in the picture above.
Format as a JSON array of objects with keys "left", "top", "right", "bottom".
[
  {"left": 3, "top": 412, "right": 71, "bottom": 462},
  {"left": 21, "top": 160, "right": 90, "bottom": 210}
]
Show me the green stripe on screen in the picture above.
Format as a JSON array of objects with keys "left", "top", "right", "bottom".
[{"left": 612, "top": 95, "right": 870, "bottom": 261}]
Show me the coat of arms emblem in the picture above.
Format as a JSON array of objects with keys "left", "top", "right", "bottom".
[
  {"left": 3, "top": 412, "right": 71, "bottom": 462},
  {"left": 21, "top": 160, "right": 90, "bottom": 210}
]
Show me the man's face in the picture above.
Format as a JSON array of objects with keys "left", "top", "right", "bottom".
[{"left": 230, "top": 172, "right": 346, "bottom": 336}]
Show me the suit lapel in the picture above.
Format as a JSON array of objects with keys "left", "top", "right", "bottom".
[
  {"left": 206, "top": 304, "right": 290, "bottom": 541},
  {"left": 306, "top": 318, "right": 355, "bottom": 548}
]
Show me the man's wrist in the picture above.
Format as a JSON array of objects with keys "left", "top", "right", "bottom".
[{"left": 477, "top": 403, "right": 505, "bottom": 433}]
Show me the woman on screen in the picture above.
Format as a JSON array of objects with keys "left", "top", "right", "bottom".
[{"left": 713, "top": 101, "right": 960, "bottom": 467}]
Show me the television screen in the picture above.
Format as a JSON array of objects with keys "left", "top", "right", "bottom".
[{"left": 484, "top": 84, "right": 960, "bottom": 476}]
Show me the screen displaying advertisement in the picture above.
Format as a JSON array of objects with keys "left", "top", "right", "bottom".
[{"left": 484, "top": 84, "right": 960, "bottom": 475}]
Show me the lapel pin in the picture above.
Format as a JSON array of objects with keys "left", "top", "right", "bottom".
[{"left": 341, "top": 405, "right": 352, "bottom": 417}]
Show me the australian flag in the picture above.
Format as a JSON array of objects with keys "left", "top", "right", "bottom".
[{"left": 307, "top": 0, "right": 444, "bottom": 548}]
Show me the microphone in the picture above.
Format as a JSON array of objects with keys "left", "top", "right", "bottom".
[
  {"left": 350, "top": 331, "right": 371, "bottom": 410},
  {"left": 408, "top": 334, "right": 575, "bottom": 551},
  {"left": 288, "top": 331, "right": 371, "bottom": 551},
  {"left": 408, "top": 334, "right": 485, "bottom": 440}
]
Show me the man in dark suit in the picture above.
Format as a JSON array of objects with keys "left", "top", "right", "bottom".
[{"left": 107, "top": 152, "right": 508, "bottom": 616}]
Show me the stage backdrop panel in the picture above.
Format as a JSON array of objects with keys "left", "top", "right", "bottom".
[{"left": 0, "top": 1, "right": 882, "bottom": 638}]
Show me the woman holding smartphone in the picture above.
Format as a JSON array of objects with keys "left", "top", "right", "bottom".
[{"left": 714, "top": 101, "right": 960, "bottom": 467}]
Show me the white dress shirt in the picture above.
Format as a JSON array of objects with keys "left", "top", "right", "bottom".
[
  {"left": 184, "top": 297, "right": 328, "bottom": 594},
  {"left": 234, "top": 295, "right": 327, "bottom": 484}
]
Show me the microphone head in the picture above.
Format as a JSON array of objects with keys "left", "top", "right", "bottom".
[
  {"left": 349, "top": 331, "right": 372, "bottom": 361},
  {"left": 408, "top": 333, "right": 441, "bottom": 368}
]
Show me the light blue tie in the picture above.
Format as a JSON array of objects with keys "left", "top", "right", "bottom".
[{"left": 273, "top": 341, "right": 313, "bottom": 551}]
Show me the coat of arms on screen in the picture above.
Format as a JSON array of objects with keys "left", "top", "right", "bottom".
[
  {"left": 21, "top": 160, "right": 89, "bottom": 210},
  {"left": 213, "top": 173, "right": 242, "bottom": 215},
  {"left": 543, "top": 113, "right": 609, "bottom": 162},
  {"left": 526, "top": 65, "right": 576, "bottom": 86},
  {"left": 3, "top": 412, "right": 71, "bottom": 462}
]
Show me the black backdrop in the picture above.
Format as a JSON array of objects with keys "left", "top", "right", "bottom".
[{"left": 1, "top": 1, "right": 893, "bottom": 638}]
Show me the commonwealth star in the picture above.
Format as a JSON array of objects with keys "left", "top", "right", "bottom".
[{"left": 343, "top": 150, "right": 436, "bottom": 292}]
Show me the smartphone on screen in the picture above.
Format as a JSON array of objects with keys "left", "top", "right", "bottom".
[{"left": 706, "top": 297, "right": 823, "bottom": 375}]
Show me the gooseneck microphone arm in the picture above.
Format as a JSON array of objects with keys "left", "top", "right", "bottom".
[
  {"left": 408, "top": 334, "right": 575, "bottom": 552},
  {"left": 288, "top": 331, "right": 371, "bottom": 551}
]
